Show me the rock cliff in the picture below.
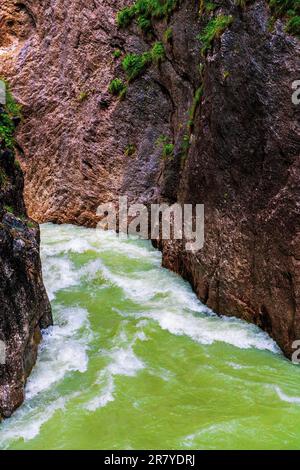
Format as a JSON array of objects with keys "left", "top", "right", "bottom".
[
  {"left": 0, "top": 0, "right": 299, "bottom": 358},
  {"left": 0, "top": 98, "right": 52, "bottom": 417}
]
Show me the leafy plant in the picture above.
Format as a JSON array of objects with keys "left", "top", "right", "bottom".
[
  {"left": 199, "top": 0, "right": 218, "bottom": 15},
  {"left": 162, "top": 143, "right": 174, "bottom": 159},
  {"left": 4, "top": 205, "right": 14, "bottom": 214},
  {"left": 267, "top": 0, "right": 300, "bottom": 37},
  {"left": 0, "top": 82, "right": 21, "bottom": 149},
  {"left": 204, "top": 1, "right": 218, "bottom": 12},
  {"left": 188, "top": 86, "right": 204, "bottom": 131},
  {"left": 124, "top": 144, "right": 137, "bottom": 157},
  {"left": 117, "top": 0, "right": 181, "bottom": 33},
  {"left": 108, "top": 78, "right": 127, "bottom": 98},
  {"left": 77, "top": 91, "right": 88, "bottom": 102},
  {"left": 150, "top": 42, "right": 165, "bottom": 63},
  {"left": 0, "top": 169, "right": 7, "bottom": 186},
  {"left": 198, "top": 15, "right": 233, "bottom": 54},
  {"left": 156, "top": 135, "right": 174, "bottom": 160},
  {"left": 180, "top": 133, "right": 191, "bottom": 160},
  {"left": 122, "top": 52, "right": 151, "bottom": 81},
  {"left": 122, "top": 43, "right": 165, "bottom": 82},
  {"left": 113, "top": 49, "right": 122, "bottom": 59},
  {"left": 163, "top": 27, "right": 173, "bottom": 43},
  {"left": 286, "top": 15, "right": 300, "bottom": 36},
  {"left": 117, "top": 6, "right": 136, "bottom": 28}
]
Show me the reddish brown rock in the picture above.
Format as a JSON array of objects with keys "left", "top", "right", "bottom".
[
  {"left": 1, "top": 0, "right": 299, "bottom": 359},
  {"left": 0, "top": 125, "right": 52, "bottom": 418}
]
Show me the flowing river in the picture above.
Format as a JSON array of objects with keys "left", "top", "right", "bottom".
[{"left": 1, "top": 223, "right": 300, "bottom": 450}]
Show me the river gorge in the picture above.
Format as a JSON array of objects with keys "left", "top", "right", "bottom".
[
  {"left": 0, "top": 0, "right": 299, "bottom": 450},
  {"left": 0, "top": 223, "right": 300, "bottom": 450}
]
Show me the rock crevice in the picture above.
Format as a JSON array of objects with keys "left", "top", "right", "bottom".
[{"left": 0, "top": 0, "right": 299, "bottom": 358}]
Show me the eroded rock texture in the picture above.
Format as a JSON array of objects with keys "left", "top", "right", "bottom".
[
  {"left": 0, "top": 117, "right": 52, "bottom": 418},
  {"left": 1, "top": 0, "right": 299, "bottom": 358}
]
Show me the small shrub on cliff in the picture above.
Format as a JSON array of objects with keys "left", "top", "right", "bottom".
[
  {"left": 150, "top": 42, "right": 165, "bottom": 63},
  {"left": 156, "top": 135, "right": 174, "bottom": 160},
  {"left": 198, "top": 15, "right": 233, "bottom": 54},
  {"left": 117, "top": 6, "right": 136, "bottom": 28},
  {"left": 124, "top": 144, "right": 137, "bottom": 157},
  {"left": 108, "top": 78, "right": 127, "bottom": 99},
  {"left": 4, "top": 205, "right": 14, "bottom": 214},
  {"left": 268, "top": 0, "right": 300, "bottom": 37},
  {"left": 162, "top": 143, "right": 174, "bottom": 159},
  {"left": 235, "top": 0, "right": 251, "bottom": 7},
  {"left": 113, "top": 49, "right": 122, "bottom": 59},
  {"left": 0, "top": 83, "right": 21, "bottom": 149},
  {"left": 122, "top": 52, "right": 151, "bottom": 81},
  {"left": 286, "top": 15, "right": 300, "bottom": 36},
  {"left": 122, "top": 43, "right": 165, "bottom": 82},
  {"left": 117, "top": 0, "right": 180, "bottom": 33},
  {"left": 268, "top": 0, "right": 300, "bottom": 16},
  {"left": 188, "top": 85, "right": 204, "bottom": 131},
  {"left": 199, "top": 0, "right": 218, "bottom": 15},
  {"left": 0, "top": 169, "right": 7, "bottom": 187},
  {"left": 163, "top": 27, "right": 173, "bottom": 43},
  {"left": 77, "top": 91, "right": 89, "bottom": 103},
  {"left": 180, "top": 133, "right": 191, "bottom": 161}
]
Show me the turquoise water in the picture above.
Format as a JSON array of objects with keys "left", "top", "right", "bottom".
[{"left": 1, "top": 223, "right": 300, "bottom": 450}]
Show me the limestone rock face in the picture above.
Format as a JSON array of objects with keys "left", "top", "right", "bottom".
[
  {"left": 1, "top": 0, "right": 299, "bottom": 358},
  {"left": 0, "top": 128, "right": 52, "bottom": 418}
]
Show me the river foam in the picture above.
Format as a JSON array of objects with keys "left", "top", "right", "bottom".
[{"left": 1, "top": 223, "right": 294, "bottom": 450}]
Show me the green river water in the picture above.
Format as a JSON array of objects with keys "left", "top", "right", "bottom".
[{"left": 1, "top": 223, "right": 300, "bottom": 450}]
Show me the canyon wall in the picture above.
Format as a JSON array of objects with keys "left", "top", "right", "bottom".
[
  {"left": 0, "top": 106, "right": 52, "bottom": 418},
  {"left": 1, "top": 0, "right": 299, "bottom": 358}
]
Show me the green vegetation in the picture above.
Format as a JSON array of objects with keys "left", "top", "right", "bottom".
[
  {"left": 0, "top": 81, "right": 22, "bottom": 149},
  {"left": 180, "top": 133, "right": 191, "bottom": 161},
  {"left": 77, "top": 91, "right": 89, "bottom": 102},
  {"left": 204, "top": 1, "right": 218, "bottom": 12},
  {"left": 198, "top": 15, "right": 233, "bottom": 54},
  {"left": 266, "top": 1, "right": 300, "bottom": 37},
  {"left": 14, "top": 159, "right": 21, "bottom": 170},
  {"left": 235, "top": 0, "right": 250, "bottom": 7},
  {"left": 26, "top": 220, "right": 36, "bottom": 229},
  {"left": 286, "top": 15, "right": 300, "bottom": 35},
  {"left": 162, "top": 142, "right": 174, "bottom": 159},
  {"left": 122, "top": 52, "right": 151, "bottom": 81},
  {"left": 268, "top": 0, "right": 299, "bottom": 16},
  {"left": 124, "top": 144, "right": 137, "bottom": 157},
  {"left": 113, "top": 49, "right": 122, "bottom": 59},
  {"left": 150, "top": 41, "right": 165, "bottom": 63},
  {"left": 108, "top": 78, "right": 127, "bottom": 99},
  {"left": 122, "top": 42, "right": 165, "bottom": 81},
  {"left": 156, "top": 135, "right": 174, "bottom": 160},
  {"left": 0, "top": 169, "right": 7, "bottom": 186},
  {"left": 163, "top": 27, "right": 173, "bottom": 43},
  {"left": 4, "top": 205, "right": 14, "bottom": 214},
  {"left": 199, "top": 0, "right": 218, "bottom": 15},
  {"left": 117, "top": 0, "right": 180, "bottom": 33},
  {"left": 188, "top": 86, "right": 203, "bottom": 131}
]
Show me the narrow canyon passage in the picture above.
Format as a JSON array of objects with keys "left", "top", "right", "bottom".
[{"left": 1, "top": 224, "right": 300, "bottom": 450}]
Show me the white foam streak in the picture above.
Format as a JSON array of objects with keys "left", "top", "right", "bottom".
[
  {"left": 275, "top": 386, "right": 300, "bottom": 404},
  {"left": 85, "top": 330, "right": 146, "bottom": 412},
  {"left": 26, "top": 307, "right": 90, "bottom": 399},
  {"left": 0, "top": 397, "right": 67, "bottom": 447}
]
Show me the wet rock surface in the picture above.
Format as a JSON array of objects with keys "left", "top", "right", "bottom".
[
  {"left": 0, "top": 0, "right": 299, "bottom": 359},
  {"left": 0, "top": 107, "right": 52, "bottom": 417}
]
